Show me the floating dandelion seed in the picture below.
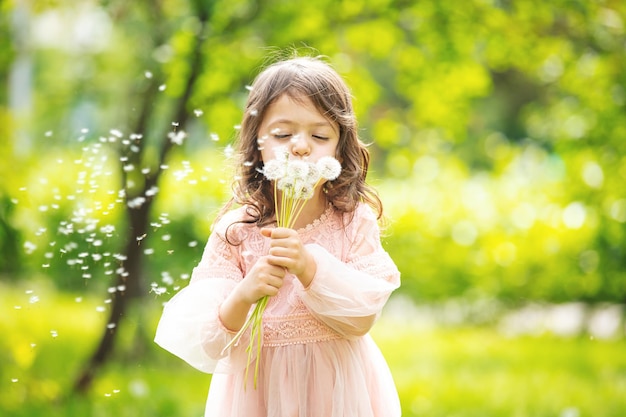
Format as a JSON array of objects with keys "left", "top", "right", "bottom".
[
  {"left": 193, "top": 109, "right": 203, "bottom": 117},
  {"left": 145, "top": 186, "right": 159, "bottom": 197},
  {"left": 144, "top": 71, "right": 153, "bottom": 79},
  {"left": 96, "top": 306, "right": 106, "bottom": 312},
  {"left": 23, "top": 241, "right": 36, "bottom": 255},
  {"left": 168, "top": 130, "right": 187, "bottom": 145},
  {"left": 75, "top": 297, "right": 83, "bottom": 302},
  {"left": 50, "top": 330, "right": 58, "bottom": 338},
  {"left": 250, "top": 108, "right": 258, "bottom": 116},
  {"left": 159, "top": 84, "right": 166, "bottom": 91},
  {"left": 11, "top": 379, "right": 18, "bottom": 383},
  {"left": 210, "top": 133, "right": 219, "bottom": 142},
  {"left": 110, "top": 129, "right": 123, "bottom": 138},
  {"left": 136, "top": 234, "right": 147, "bottom": 242},
  {"left": 188, "top": 241, "right": 197, "bottom": 247},
  {"left": 45, "top": 131, "right": 53, "bottom": 137},
  {"left": 245, "top": 85, "right": 253, "bottom": 91},
  {"left": 144, "top": 248, "right": 154, "bottom": 255}
]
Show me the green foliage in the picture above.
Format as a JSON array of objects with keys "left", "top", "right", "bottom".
[{"left": 2, "top": 0, "right": 626, "bottom": 303}]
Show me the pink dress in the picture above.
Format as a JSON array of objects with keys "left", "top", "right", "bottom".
[{"left": 154, "top": 203, "right": 401, "bottom": 417}]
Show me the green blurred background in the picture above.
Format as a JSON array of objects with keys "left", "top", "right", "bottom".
[{"left": 1, "top": 0, "right": 625, "bottom": 416}]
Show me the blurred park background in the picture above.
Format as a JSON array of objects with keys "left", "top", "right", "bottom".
[{"left": 1, "top": 0, "right": 626, "bottom": 416}]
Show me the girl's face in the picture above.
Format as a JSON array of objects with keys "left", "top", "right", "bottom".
[{"left": 258, "top": 94, "right": 340, "bottom": 164}]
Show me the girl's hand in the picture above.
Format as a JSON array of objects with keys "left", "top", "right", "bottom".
[
  {"left": 220, "top": 256, "right": 285, "bottom": 333},
  {"left": 261, "top": 227, "right": 317, "bottom": 287},
  {"left": 236, "top": 256, "right": 286, "bottom": 305}
]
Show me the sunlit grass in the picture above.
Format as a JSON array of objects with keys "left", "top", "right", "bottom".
[
  {"left": 1, "top": 282, "right": 625, "bottom": 416},
  {"left": 374, "top": 318, "right": 626, "bottom": 417}
]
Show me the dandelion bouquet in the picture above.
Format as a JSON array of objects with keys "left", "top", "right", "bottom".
[{"left": 223, "top": 147, "right": 341, "bottom": 389}]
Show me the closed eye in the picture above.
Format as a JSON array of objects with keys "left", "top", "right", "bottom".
[
  {"left": 312, "top": 135, "right": 329, "bottom": 140},
  {"left": 273, "top": 134, "right": 292, "bottom": 139}
]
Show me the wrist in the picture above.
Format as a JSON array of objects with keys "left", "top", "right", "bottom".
[{"left": 297, "top": 251, "right": 317, "bottom": 289}]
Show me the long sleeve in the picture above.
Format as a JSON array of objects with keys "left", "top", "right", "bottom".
[
  {"left": 297, "top": 205, "right": 400, "bottom": 337},
  {"left": 154, "top": 213, "right": 247, "bottom": 374}
]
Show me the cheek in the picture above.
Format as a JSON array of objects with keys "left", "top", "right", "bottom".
[{"left": 259, "top": 136, "right": 283, "bottom": 157}]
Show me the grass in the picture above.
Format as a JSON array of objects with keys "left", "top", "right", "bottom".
[{"left": 1, "top": 281, "right": 625, "bottom": 416}]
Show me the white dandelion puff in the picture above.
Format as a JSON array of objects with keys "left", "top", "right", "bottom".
[
  {"left": 262, "top": 159, "right": 286, "bottom": 181},
  {"left": 287, "top": 160, "right": 309, "bottom": 180},
  {"left": 316, "top": 156, "right": 342, "bottom": 180}
]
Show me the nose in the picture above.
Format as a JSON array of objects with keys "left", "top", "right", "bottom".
[{"left": 290, "top": 134, "right": 310, "bottom": 157}]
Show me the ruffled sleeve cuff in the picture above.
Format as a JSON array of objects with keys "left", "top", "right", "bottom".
[
  {"left": 154, "top": 278, "right": 238, "bottom": 374},
  {"left": 297, "top": 243, "right": 400, "bottom": 337}
]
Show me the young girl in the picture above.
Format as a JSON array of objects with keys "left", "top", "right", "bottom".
[{"left": 155, "top": 55, "right": 401, "bottom": 417}]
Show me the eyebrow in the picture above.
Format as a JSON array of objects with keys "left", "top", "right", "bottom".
[{"left": 269, "top": 119, "right": 333, "bottom": 128}]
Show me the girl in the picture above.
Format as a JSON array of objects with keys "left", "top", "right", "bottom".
[{"left": 155, "top": 55, "right": 401, "bottom": 417}]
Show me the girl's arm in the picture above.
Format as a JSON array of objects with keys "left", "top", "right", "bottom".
[{"left": 155, "top": 210, "right": 284, "bottom": 373}]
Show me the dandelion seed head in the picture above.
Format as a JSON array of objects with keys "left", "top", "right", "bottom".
[
  {"left": 288, "top": 160, "right": 309, "bottom": 180},
  {"left": 316, "top": 156, "right": 342, "bottom": 180},
  {"left": 263, "top": 159, "right": 287, "bottom": 180}
]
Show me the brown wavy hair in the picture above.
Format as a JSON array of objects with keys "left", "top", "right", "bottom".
[{"left": 220, "top": 55, "right": 382, "bottom": 238}]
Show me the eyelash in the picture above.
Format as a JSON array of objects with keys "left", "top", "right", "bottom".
[{"left": 272, "top": 134, "right": 328, "bottom": 140}]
